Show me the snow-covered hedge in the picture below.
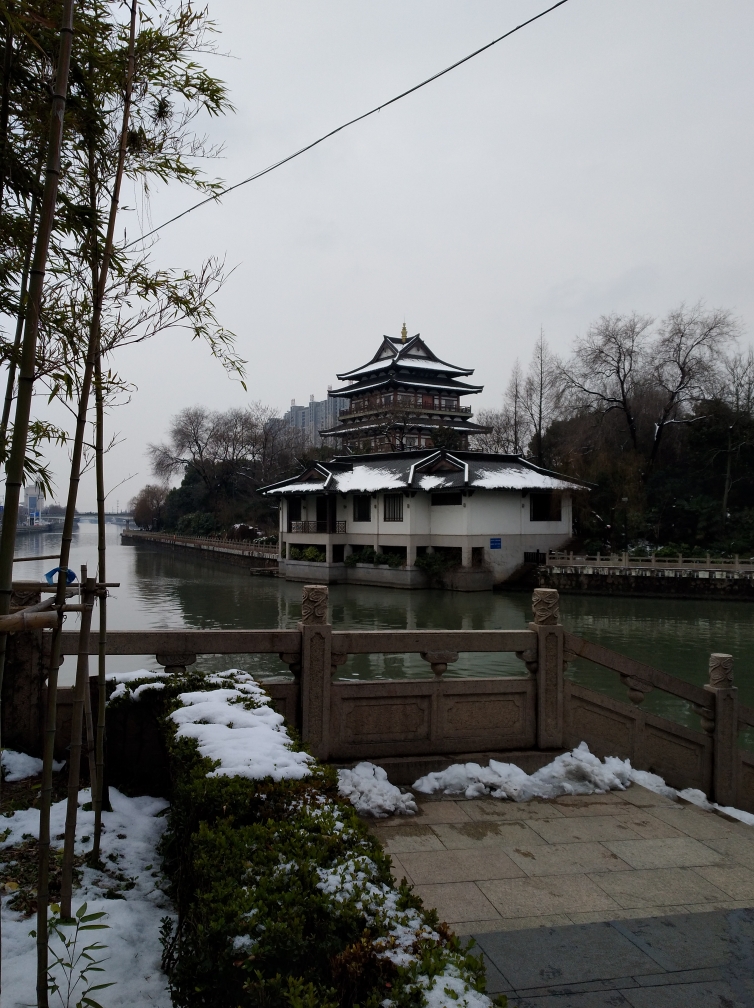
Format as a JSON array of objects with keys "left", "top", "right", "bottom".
[{"left": 111, "top": 669, "right": 502, "bottom": 1008}]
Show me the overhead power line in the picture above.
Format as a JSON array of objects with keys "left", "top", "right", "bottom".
[{"left": 127, "top": 0, "right": 572, "bottom": 248}]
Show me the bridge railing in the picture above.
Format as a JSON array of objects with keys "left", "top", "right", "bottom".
[
  {"left": 548, "top": 550, "right": 754, "bottom": 572},
  {"left": 4, "top": 585, "right": 751, "bottom": 811}
]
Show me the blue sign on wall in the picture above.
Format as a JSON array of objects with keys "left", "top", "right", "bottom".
[{"left": 490, "top": 537, "right": 502, "bottom": 549}]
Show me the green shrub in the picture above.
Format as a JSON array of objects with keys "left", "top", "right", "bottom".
[
  {"left": 344, "top": 553, "right": 359, "bottom": 567},
  {"left": 414, "top": 552, "right": 456, "bottom": 585},
  {"left": 107, "top": 671, "right": 501, "bottom": 1008},
  {"left": 175, "top": 512, "right": 222, "bottom": 537},
  {"left": 302, "top": 546, "right": 326, "bottom": 563}
]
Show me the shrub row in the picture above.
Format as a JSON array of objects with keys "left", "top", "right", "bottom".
[{"left": 110, "top": 671, "right": 503, "bottom": 1008}]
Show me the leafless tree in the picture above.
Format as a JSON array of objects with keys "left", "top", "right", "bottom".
[
  {"left": 649, "top": 303, "right": 740, "bottom": 465},
  {"left": 129, "top": 483, "right": 169, "bottom": 529},
  {"left": 521, "top": 331, "right": 561, "bottom": 466},
  {"left": 148, "top": 402, "right": 303, "bottom": 498},
  {"left": 560, "top": 312, "right": 653, "bottom": 452}
]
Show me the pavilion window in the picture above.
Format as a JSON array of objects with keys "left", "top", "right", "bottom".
[
  {"left": 431, "top": 492, "right": 462, "bottom": 506},
  {"left": 530, "top": 492, "right": 562, "bottom": 521},
  {"left": 383, "top": 494, "right": 403, "bottom": 521},
  {"left": 288, "top": 498, "right": 302, "bottom": 522},
  {"left": 353, "top": 495, "right": 372, "bottom": 522}
]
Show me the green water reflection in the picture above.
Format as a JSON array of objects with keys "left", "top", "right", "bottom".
[{"left": 14, "top": 522, "right": 754, "bottom": 744}]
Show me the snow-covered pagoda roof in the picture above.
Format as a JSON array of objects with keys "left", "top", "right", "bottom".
[
  {"left": 329, "top": 333, "right": 483, "bottom": 398},
  {"left": 260, "top": 449, "right": 588, "bottom": 496}
]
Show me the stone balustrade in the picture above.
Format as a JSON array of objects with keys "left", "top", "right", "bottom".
[{"left": 2, "top": 586, "right": 752, "bottom": 811}]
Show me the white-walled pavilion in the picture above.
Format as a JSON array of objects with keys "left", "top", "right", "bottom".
[{"left": 261, "top": 449, "right": 584, "bottom": 590}]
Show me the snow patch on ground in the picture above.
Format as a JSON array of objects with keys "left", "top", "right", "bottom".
[
  {"left": 170, "top": 670, "right": 313, "bottom": 781},
  {"left": 673, "top": 787, "right": 754, "bottom": 826},
  {"left": 337, "top": 762, "right": 417, "bottom": 818},
  {"left": 411, "top": 742, "right": 754, "bottom": 825},
  {"left": 1, "top": 787, "right": 172, "bottom": 1008},
  {"left": 1, "top": 749, "right": 64, "bottom": 781}
]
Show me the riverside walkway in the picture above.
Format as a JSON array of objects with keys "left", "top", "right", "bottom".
[{"left": 369, "top": 785, "right": 754, "bottom": 1006}]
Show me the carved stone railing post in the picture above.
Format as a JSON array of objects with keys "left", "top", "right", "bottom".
[
  {"left": 299, "top": 584, "right": 332, "bottom": 760},
  {"left": 155, "top": 652, "right": 197, "bottom": 676},
  {"left": 704, "top": 652, "right": 738, "bottom": 807},
  {"left": 420, "top": 651, "right": 458, "bottom": 677},
  {"left": 529, "top": 588, "right": 564, "bottom": 749}
]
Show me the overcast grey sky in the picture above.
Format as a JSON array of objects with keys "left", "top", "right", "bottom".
[{"left": 40, "top": 0, "right": 754, "bottom": 508}]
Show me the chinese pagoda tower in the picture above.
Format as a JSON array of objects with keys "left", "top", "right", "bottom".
[{"left": 319, "top": 325, "right": 491, "bottom": 452}]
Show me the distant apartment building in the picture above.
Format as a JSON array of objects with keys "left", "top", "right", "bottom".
[{"left": 284, "top": 388, "right": 349, "bottom": 447}]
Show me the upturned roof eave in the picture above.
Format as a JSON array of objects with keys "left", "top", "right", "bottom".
[
  {"left": 337, "top": 334, "right": 474, "bottom": 380},
  {"left": 329, "top": 377, "right": 484, "bottom": 397},
  {"left": 319, "top": 420, "right": 492, "bottom": 437}
]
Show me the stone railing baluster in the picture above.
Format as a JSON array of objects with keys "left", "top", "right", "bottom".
[
  {"left": 704, "top": 652, "right": 738, "bottom": 807},
  {"left": 420, "top": 651, "right": 458, "bottom": 677},
  {"left": 530, "top": 588, "right": 564, "bottom": 749},
  {"left": 155, "top": 652, "right": 197, "bottom": 676},
  {"left": 299, "top": 584, "right": 332, "bottom": 760}
]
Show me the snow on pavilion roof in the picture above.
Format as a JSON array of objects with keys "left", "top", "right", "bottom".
[
  {"left": 260, "top": 450, "right": 587, "bottom": 496},
  {"left": 335, "top": 334, "right": 475, "bottom": 382}
]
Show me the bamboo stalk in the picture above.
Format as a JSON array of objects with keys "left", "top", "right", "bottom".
[
  {"left": 33, "top": 2, "right": 136, "bottom": 1000},
  {"left": 92, "top": 352, "right": 109, "bottom": 859},
  {"left": 0, "top": 1, "right": 76, "bottom": 1001},
  {"left": 60, "top": 570, "right": 95, "bottom": 918},
  {"left": 83, "top": 657, "right": 97, "bottom": 795},
  {"left": 0, "top": 610, "right": 57, "bottom": 631},
  {"left": 0, "top": 181, "right": 40, "bottom": 448}
]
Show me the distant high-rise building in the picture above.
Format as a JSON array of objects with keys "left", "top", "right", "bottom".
[{"left": 284, "top": 387, "right": 349, "bottom": 447}]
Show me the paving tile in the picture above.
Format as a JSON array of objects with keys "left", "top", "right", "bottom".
[
  {"left": 476, "top": 920, "right": 658, "bottom": 990},
  {"left": 503, "top": 841, "right": 632, "bottom": 877},
  {"left": 411, "top": 881, "right": 501, "bottom": 924},
  {"left": 621, "top": 785, "right": 680, "bottom": 809},
  {"left": 463, "top": 915, "right": 574, "bottom": 934},
  {"left": 479, "top": 874, "right": 621, "bottom": 918},
  {"left": 703, "top": 835, "right": 754, "bottom": 869},
  {"left": 462, "top": 799, "right": 566, "bottom": 822},
  {"left": 431, "top": 820, "right": 548, "bottom": 850},
  {"left": 371, "top": 824, "right": 445, "bottom": 853},
  {"left": 566, "top": 903, "right": 745, "bottom": 925},
  {"left": 383, "top": 798, "right": 471, "bottom": 822},
  {"left": 514, "top": 978, "right": 641, "bottom": 997},
  {"left": 633, "top": 967, "right": 723, "bottom": 986},
  {"left": 603, "top": 837, "right": 724, "bottom": 870},
  {"left": 389, "top": 855, "right": 411, "bottom": 885},
  {"left": 622, "top": 979, "right": 753, "bottom": 1008},
  {"left": 551, "top": 793, "right": 643, "bottom": 818},
  {"left": 527, "top": 816, "right": 644, "bottom": 844},
  {"left": 513, "top": 991, "right": 633, "bottom": 1008},
  {"left": 610, "top": 812, "right": 686, "bottom": 840},
  {"left": 588, "top": 867, "right": 728, "bottom": 909},
  {"left": 692, "top": 864, "right": 754, "bottom": 900},
  {"left": 647, "top": 806, "right": 746, "bottom": 840},
  {"left": 611, "top": 908, "right": 754, "bottom": 971},
  {"left": 398, "top": 846, "right": 525, "bottom": 884}
]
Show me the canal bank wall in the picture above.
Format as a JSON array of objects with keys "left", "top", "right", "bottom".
[
  {"left": 120, "top": 529, "right": 278, "bottom": 573},
  {"left": 533, "top": 563, "right": 754, "bottom": 600}
]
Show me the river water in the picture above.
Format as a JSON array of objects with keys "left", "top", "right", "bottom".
[{"left": 14, "top": 521, "right": 754, "bottom": 742}]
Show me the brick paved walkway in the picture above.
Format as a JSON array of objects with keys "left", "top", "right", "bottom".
[
  {"left": 371, "top": 784, "right": 754, "bottom": 933},
  {"left": 368, "top": 784, "right": 754, "bottom": 1006}
]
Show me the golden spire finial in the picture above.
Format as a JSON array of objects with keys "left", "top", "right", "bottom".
[{"left": 401, "top": 322, "right": 407, "bottom": 343}]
